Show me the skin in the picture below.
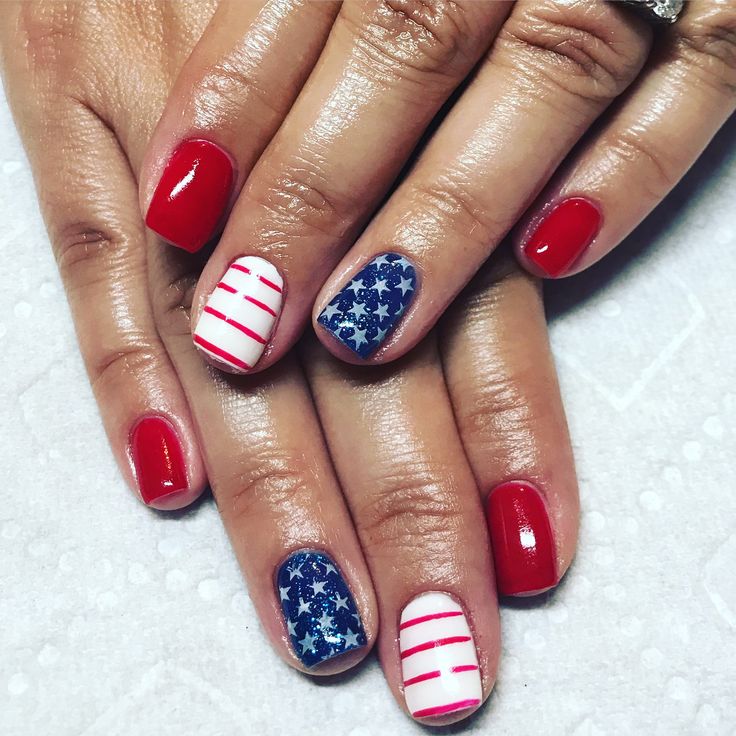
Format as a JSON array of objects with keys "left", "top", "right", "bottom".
[
  {"left": 138, "top": 0, "right": 735, "bottom": 374},
  {"left": 0, "top": 0, "right": 578, "bottom": 724}
]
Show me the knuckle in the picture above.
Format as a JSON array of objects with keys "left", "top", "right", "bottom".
[
  {"left": 346, "top": 0, "right": 479, "bottom": 84},
  {"left": 604, "top": 129, "right": 678, "bottom": 196},
  {"left": 248, "top": 156, "right": 356, "bottom": 242},
  {"left": 409, "top": 174, "right": 501, "bottom": 249},
  {"left": 90, "top": 343, "right": 160, "bottom": 393},
  {"left": 194, "top": 57, "right": 284, "bottom": 123},
  {"left": 356, "top": 464, "right": 464, "bottom": 550},
  {"left": 675, "top": 4, "right": 736, "bottom": 95},
  {"left": 54, "top": 225, "right": 136, "bottom": 294},
  {"left": 457, "top": 372, "right": 535, "bottom": 449},
  {"left": 222, "top": 450, "right": 315, "bottom": 525},
  {"left": 497, "top": 0, "right": 647, "bottom": 104}
]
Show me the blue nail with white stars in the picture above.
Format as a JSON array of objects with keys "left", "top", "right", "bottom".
[
  {"left": 317, "top": 253, "right": 416, "bottom": 359},
  {"left": 277, "top": 550, "right": 366, "bottom": 668}
]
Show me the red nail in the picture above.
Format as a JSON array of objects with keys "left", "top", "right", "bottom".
[
  {"left": 129, "top": 416, "right": 188, "bottom": 506},
  {"left": 523, "top": 197, "right": 601, "bottom": 277},
  {"left": 145, "top": 139, "right": 234, "bottom": 253},
  {"left": 486, "top": 481, "right": 556, "bottom": 597}
]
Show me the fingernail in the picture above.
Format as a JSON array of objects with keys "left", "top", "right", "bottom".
[
  {"left": 145, "top": 138, "right": 234, "bottom": 253},
  {"left": 399, "top": 592, "right": 481, "bottom": 721},
  {"left": 486, "top": 481, "right": 557, "bottom": 596},
  {"left": 193, "top": 256, "right": 283, "bottom": 373},
  {"left": 277, "top": 550, "right": 366, "bottom": 668},
  {"left": 129, "top": 416, "right": 188, "bottom": 506},
  {"left": 317, "top": 253, "right": 416, "bottom": 358},
  {"left": 523, "top": 197, "right": 602, "bottom": 277}
]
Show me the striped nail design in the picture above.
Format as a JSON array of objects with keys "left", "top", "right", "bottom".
[
  {"left": 399, "top": 593, "right": 481, "bottom": 720},
  {"left": 193, "top": 256, "right": 282, "bottom": 373}
]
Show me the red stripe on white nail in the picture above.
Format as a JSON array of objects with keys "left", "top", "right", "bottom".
[
  {"left": 230, "top": 262, "right": 283, "bottom": 293},
  {"left": 244, "top": 295, "right": 277, "bottom": 316},
  {"left": 399, "top": 593, "right": 481, "bottom": 720},
  {"left": 400, "top": 611, "right": 462, "bottom": 630},
  {"left": 216, "top": 281, "right": 237, "bottom": 294},
  {"left": 411, "top": 699, "right": 481, "bottom": 719},
  {"left": 400, "top": 636, "right": 471, "bottom": 660},
  {"left": 193, "top": 334, "right": 252, "bottom": 371},
  {"left": 403, "top": 664, "right": 479, "bottom": 687},
  {"left": 203, "top": 306, "right": 267, "bottom": 344}
]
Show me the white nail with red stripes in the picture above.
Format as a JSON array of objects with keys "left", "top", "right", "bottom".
[
  {"left": 399, "top": 592, "right": 481, "bottom": 721},
  {"left": 194, "top": 256, "right": 283, "bottom": 373}
]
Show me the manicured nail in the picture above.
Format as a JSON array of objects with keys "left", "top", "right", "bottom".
[
  {"left": 129, "top": 416, "right": 188, "bottom": 506},
  {"left": 486, "top": 481, "right": 557, "bottom": 596},
  {"left": 523, "top": 197, "right": 602, "bottom": 277},
  {"left": 193, "top": 256, "right": 283, "bottom": 373},
  {"left": 399, "top": 593, "right": 481, "bottom": 721},
  {"left": 145, "top": 138, "right": 234, "bottom": 253},
  {"left": 277, "top": 551, "right": 366, "bottom": 668},
  {"left": 317, "top": 253, "right": 416, "bottom": 358}
]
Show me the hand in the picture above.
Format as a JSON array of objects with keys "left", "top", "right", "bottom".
[
  {"left": 1, "top": 0, "right": 579, "bottom": 724},
  {"left": 138, "top": 0, "right": 734, "bottom": 375}
]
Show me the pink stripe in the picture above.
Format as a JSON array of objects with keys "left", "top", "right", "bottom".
[
  {"left": 451, "top": 664, "right": 479, "bottom": 675},
  {"left": 244, "top": 294, "right": 277, "bottom": 317},
  {"left": 216, "top": 281, "right": 237, "bottom": 294},
  {"left": 204, "top": 306, "right": 267, "bottom": 344},
  {"left": 230, "top": 262, "right": 282, "bottom": 293},
  {"left": 400, "top": 611, "right": 462, "bottom": 630},
  {"left": 193, "top": 334, "right": 251, "bottom": 371},
  {"left": 400, "top": 636, "right": 471, "bottom": 660},
  {"left": 412, "top": 699, "right": 481, "bottom": 719},
  {"left": 403, "top": 664, "right": 479, "bottom": 688},
  {"left": 259, "top": 275, "right": 283, "bottom": 293}
]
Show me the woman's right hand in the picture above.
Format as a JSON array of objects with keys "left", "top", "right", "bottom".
[{"left": 0, "top": 1, "right": 578, "bottom": 723}]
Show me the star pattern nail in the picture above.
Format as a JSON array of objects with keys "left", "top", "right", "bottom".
[
  {"left": 317, "top": 253, "right": 417, "bottom": 359},
  {"left": 277, "top": 551, "right": 366, "bottom": 667}
]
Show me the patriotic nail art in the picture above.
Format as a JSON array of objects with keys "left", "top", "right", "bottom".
[
  {"left": 399, "top": 592, "right": 481, "bottom": 720},
  {"left": 277, "top": 551, "right": 366, "bottom": 668},
  {"left": 317, "top": 253, "right": 416, "bottom": 358},
  {"left": 193, "top": 256, "right": 283, "bottom": 373}
]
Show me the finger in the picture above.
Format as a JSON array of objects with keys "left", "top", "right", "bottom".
[
  {"left": 515, "top": 0, "right": 736, "bottom": 277},
  {"left": 313, "top": 0, "right": 651, "bottom": 364},
  {"left": 190, "top": 0, "right": 511, "bottom": 373},
  {"left": 304, "top": 336, "right": 499, "bottom": 724},
  {"left": 440, "top": 250, "right": 579, "bottom": 596},
  {"left": 0, "top": 70, "right": 206, "bottom": 509},
  {"left": 140, "top": 0, "right": 341, "bottom": 252},
  {"left": 145, "top": 239, "right": 377, "bottom": 673}
]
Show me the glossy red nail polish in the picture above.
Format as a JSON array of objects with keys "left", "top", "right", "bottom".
[
  {"left": 129, "top": 416, "right": 188, "bottom": 505},
  {"left": 523, "top": 197, "right": 602, "bottom": 277},
  {"left": 145, "top": 138, "right": 234, "bottom": 253},
  {"left": 486, "top": 481, "right": 557, "bottom": 597}
]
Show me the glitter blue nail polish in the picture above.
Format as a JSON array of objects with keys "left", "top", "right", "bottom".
[
  {"left": 317, "top": 253, "right": 416, "bottom": 359},
  {"left": 277, "top": 550, "right": 366, "bottom": 668}
]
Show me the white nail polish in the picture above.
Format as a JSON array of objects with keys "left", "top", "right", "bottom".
[
  {"left": 399, "top": 592, "right": 481, "bottom": 720},
  {"left": 194, "top": 256, "right": 283, "bottom": 373}
]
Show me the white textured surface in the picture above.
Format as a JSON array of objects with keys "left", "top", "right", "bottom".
[{"left": 1, "top": 84, "right": 735, "bottom": 734}]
